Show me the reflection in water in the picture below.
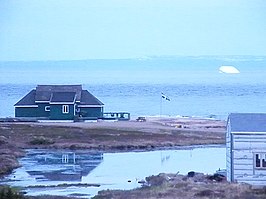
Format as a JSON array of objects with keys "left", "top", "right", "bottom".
[
  {"left": 21, "top": 150, "right": 103, "bottom": 182},
  {"left": 160, "top": 151, "right": 171, "bottom": 166},
  {"left": 1, "top": 146, "right": 225, "bottom": 198}
]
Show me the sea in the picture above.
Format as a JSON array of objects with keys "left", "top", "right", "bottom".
[{"left": 1, "top": 56, "right": 266, "bottom": 120}]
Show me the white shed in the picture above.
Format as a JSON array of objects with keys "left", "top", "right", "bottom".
[{"left": 227, "top": 113, "right": 266, "bottom": 186}]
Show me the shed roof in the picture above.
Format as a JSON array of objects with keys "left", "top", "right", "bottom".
[{"left": 228, "top": 113, "right": 266, "bottom": 132}]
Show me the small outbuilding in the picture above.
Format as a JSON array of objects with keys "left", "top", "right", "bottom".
[
  {"left": 226, "top": 113, "right": 266, "bottom": 186},
  {"left": 14, "top": 85, "right": 104, "bottom": 120}
]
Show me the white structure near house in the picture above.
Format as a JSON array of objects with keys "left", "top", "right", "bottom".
[{"left": 227, "top": 113, "right": 266, "bottom": 186}]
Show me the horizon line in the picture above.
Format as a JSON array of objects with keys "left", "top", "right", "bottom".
[{"left": 0, "top": 55, "right": 266, "bottom": 63}]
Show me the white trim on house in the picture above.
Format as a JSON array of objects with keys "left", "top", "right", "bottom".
[
  {"left": 35, "top": 101, "right": 50, "bottom": 103},
  {"left": 231, "top": 131, "right": 266, "bottom": 134},
  {"left": 73, "top": 103, "right": 75, "bottom": 115},
  {"left": 45, "top": 106, "right": 50, "bottom": 112},
  {"left": 78, "top": 105, "right": 103, "bottom": 108},
  {"left": 15, "top": 105, "right": 38, "bottom": 108},
  {"left": 254, "top": 152, "right": 266, "bottom": 169},
  {"left": 50, "top": 102, "right": 75, "bottom": 105},
  {"left": 62, "top": 105, "right": 69, "bottom": 114},
  {"left": 38, "top": 120, "right": 74, "bottom": 123},
  {"left": 73, "top": 94, "right": 77, "bottom": 103}
]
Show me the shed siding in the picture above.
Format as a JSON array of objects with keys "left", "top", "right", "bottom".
[
  {"left": 231, "top": 133, "right": 266, "bottom": 185},
  {"left": 15, "top": 107, "right": 38, "bottom": 117},
  {"left": 236, "top": 177, "right": 266, "bottom": 186},
  {"left": 226, "top": 121, "right": 232, "bottom": 182},
  {"left": 234, "top": 142, "right": 266, "bottom": 150}
]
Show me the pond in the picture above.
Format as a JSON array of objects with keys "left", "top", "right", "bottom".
[{"left": 1, "top": 145, "right": 225, "bottom": 198}]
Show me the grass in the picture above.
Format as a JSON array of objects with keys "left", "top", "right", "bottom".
[
  {"left": 0, "top": 123, "right": 225, "bottom": 152},
  {"left": 92, "top": 173, "right": 266, "bottom": 199}
]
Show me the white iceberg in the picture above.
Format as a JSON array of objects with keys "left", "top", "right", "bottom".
[{"left": 219, "top": 66, "right": 240, "bottom": 74}]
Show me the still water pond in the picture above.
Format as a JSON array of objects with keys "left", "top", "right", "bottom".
[{"left": 1, "top": 145, "right": 225, "bottom": 198}]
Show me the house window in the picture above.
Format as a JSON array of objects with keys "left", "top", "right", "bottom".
[
  {"left": 45, "top": 106, "right": 50, "bottom": 112},
  {"left": 255, "top": 153, "right": 266, "bottom": 169},
  {"left": 62, "top": 105, "right": 69, "bottom": 114}
]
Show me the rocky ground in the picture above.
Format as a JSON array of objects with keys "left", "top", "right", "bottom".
[{"left": 93, "top": 172, "right": 266, "bottom": 199}]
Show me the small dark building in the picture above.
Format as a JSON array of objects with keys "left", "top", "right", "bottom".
[{"left": 14, "top": 85, "right": 104, "bottom": 120}]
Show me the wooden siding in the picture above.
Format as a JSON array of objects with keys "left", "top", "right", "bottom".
[
  {"left": 15, "top": 107, "right": 38, "bottom": 117},
  {"left": 236, "top": 177, "right": 266, "bottom": 186},
  {"left": 50, "top": 104, "right": 74, "bottom": 120},
  {"left": 226, "top": 123, "right": 232, "bottom": 181},
  {"left": 79, "top": 107, "right": 103, "bottom": 118},
  {"left": 230, "top": 133, "right": 266, "bottom": 185},
  {"left": 37, "top": 103, "right": 50, "bottom": 117}
]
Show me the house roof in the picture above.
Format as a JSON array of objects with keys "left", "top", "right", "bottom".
[
  {"left": 50, "top": 92, "right": 76, "bottom": 103},
  {"left": 14, "top": 85, "right": 104, "bottom": 106},
  {"left": 14, "top": 90, "right": 36, "bottom": 106},
  {"left": 36, "top": 85, "right": 82, "bottom": 101},
  {"left": 228, "top": 113, "right": 266, "bottom": 132},
  {"left": 80, "top": 90, "right": 104, "bottom": 105}
]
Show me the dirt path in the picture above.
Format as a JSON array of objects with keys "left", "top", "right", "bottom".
[{"left": 29, "top": 117, "right": 226, "bottom": 133}]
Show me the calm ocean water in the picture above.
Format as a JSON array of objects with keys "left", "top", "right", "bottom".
[{"left": 1, "top": 56, "right": 266, "bottom": 119}]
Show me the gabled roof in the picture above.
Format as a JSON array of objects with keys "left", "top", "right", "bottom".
[
  {"left": 36, "top": 85, "right": 82, "bottom": 101},
  {"left": 80, "top": 90, "right": 104, "bottom": 105},
  {"left": 50, "top": 92, "right": 76, "bottom": 103},
  {"left": 228, "top": 113, "right": 266, "bottom": 132},
  {"left": 14, "top": 90, "right": 36, "bottom": 106}
]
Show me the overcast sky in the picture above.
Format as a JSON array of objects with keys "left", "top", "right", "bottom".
[{"left": 0, "top": 0, "right": 265, "bottom": 61}]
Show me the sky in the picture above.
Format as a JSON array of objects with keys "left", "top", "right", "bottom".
[{"left": 0, "top": 0, "right": 265, "bottom": 61}]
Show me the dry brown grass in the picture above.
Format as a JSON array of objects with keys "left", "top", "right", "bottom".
[
  {"left": 93, "top": 173, "right": 266, "bottom": 199},
  {"left": 0, "top": 123, "right": 225, "bottom": 151}
]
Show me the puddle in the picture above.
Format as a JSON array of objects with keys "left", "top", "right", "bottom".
[{"left": 1, "top": 145, "right": 225, "bottom": 198}]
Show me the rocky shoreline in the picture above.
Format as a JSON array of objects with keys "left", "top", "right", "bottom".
[{"left": 93, "top": 172, "right": 266, "bottom": 199}]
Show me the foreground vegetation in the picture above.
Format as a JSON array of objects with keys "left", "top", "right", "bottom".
[
  {"left": 2, "top": 172, "right": 266, "bottom": 199},
  {"left": 0, "top": 186, "right": 24, "bottom": 199},
  {"left": 93, "top": 173, "right": 266, "bottom": 199}
]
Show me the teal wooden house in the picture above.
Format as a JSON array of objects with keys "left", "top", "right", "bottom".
[{"left": 14, "top": 85, "right": 104, "bottom": 120}]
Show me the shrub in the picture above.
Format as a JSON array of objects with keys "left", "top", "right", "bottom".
[
  {"left": 0, "top": 186, "right": 25, "bottom": 199},
  {"left": 29, "top": 136, "right": 54, "bottom": 145}
]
